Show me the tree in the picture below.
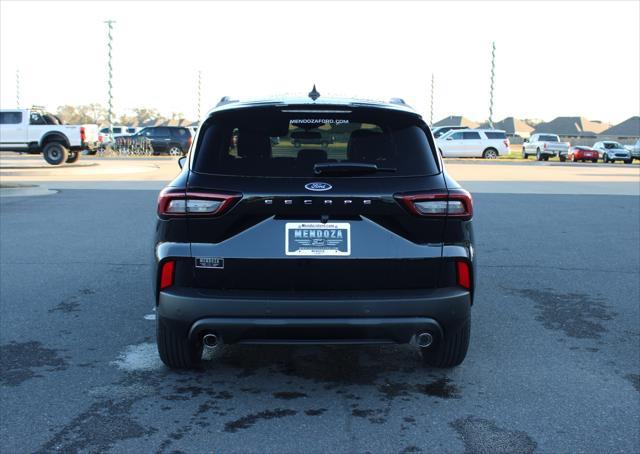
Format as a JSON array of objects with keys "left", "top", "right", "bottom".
[
  {"left": 56, "top": 104, "right": 108, "bottom": 124},
  {"left": 133, "top": 107, "right": 162, "bottom": 124}
]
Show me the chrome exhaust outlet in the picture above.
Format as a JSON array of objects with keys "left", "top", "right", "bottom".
[
  {"left": 416, "top": 332, "right": 433, "bottom": 348},
  {"left": 202, "top": 333, "right": 218, "bottom": 348}
]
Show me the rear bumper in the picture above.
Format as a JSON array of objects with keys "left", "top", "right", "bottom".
[{"left": 157, "top": 287, "right": 471, "bottom": 345}]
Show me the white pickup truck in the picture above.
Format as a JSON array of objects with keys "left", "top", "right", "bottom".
[
  {"left": 0, "top": 109, "right": 99, "bottom": 165},
  {"left": 522, "top": 133, "right": 570, "bottom": 162}
]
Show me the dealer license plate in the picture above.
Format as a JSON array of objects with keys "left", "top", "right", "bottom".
[{"left": 285, "top": 222, "right": 351, "bottom": 256}]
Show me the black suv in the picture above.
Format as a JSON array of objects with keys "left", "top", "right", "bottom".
[
  {"left": 154, "top": 94, "right": 475, "bottom": 369},
  {"left": 117, "top": 126, "right": 192, "bottom": 155}
]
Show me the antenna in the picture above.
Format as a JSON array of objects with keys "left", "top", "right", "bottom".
[{"left": 308, "top": 85, "right": 320, "bottom": 101}]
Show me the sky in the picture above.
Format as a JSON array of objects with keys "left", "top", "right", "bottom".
[{"left": 1, "top": 0, "right": 639, "bottom": 124}]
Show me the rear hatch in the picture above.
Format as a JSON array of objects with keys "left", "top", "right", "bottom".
[{"left": 183, "top": 104, "right": 450, "bottom": 292}]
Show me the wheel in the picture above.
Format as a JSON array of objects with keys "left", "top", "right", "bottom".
[
  {"left": 522, "top": 148, "right": 528, "bottom": 159},
  {"left": 42, "top": 142, "right": 69, "bottom": 165},
  {"left": 572, "top": 155, "right": 578, "bottom": 162},
  {"left": 482, "top": 148, "right": 498, "bottom": 159},
  {"left": 591, "top": 159, "right": 598, "bottom": 163},
  {"left": 65, "top": 151, "right": 80, "bottom": 164},
  {"left": 581, "top": 159, "right": 585, "bottom": 163},
  {"left": 156, "top": 317, "right": 202, "bottom": 369},
  {"left": 536, "top": 149, "right": 543, "bottom": 161},
  {"left": 559, "top": 155, "right": 566, "bottom": 162},
  {"left": 625, "top": 159, "right": 633, "bottom": 164},
  {"left": 543, "top": 156, "right": 549, "bottom": 161},
  {"left": 421, "top": 318, "right": 470, "bottom": 368},
  {"left": 168, "top": 146, "right": 183, "bottom": 156},
  {"left": 603, "top": 154, "right": 609, "bottom": 163}
]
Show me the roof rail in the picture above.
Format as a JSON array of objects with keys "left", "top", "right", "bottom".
[
  {"left": 389, "top": 98, "right": 407, "bottom": 105},
  {"left": 216, "top": 96, "right": 238, "bottom": 107}
]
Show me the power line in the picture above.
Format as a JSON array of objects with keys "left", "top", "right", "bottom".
[
  {"left": 105, "top": 19, "right": 116, "bottom": 135},
  {"left": 488, "top": 41, "right": 496, "bottom": 128}
]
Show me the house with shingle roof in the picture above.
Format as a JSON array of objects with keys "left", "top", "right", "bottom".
[
  {"left": 433, "top": 116, "right": 479, "bottom": 128},
  {"left": 600, "top": 116, "right": 640, "bottom": 139},
  {"left": 479, "top": 117, "right": 534, "bottom": 138},
  {"left": 533, "top": 117, "right": 611, "bottom": 138}
]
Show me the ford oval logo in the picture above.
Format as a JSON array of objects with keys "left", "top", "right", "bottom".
[{"left": 305, "top": 182, "right": 332, "bottom": 192}]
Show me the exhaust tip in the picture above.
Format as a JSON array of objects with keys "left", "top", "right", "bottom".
[
  {"left": 202, "top": 333, "right": 218, "bottom": 348},
  {"left": 417, "top": 332, "right": 433, "bottom": 348}
]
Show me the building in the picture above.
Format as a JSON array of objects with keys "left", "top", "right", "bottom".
[
  {"left": 533, "top": 116, "right": 611, "bottom": 138},
  {"left": 479, "top": 117, "right": 534, "bottom": 139},
  {"left": 433, "top": 116, "right": 479, "bottom": 129},
  {"left": 600, "top": 116, "right": 640, "bottom": 139}
]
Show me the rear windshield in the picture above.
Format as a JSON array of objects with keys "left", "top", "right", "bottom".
[
  {"left": 192, "top": 107, "right": 439, "bottom": 177},
  {"left": 538, "top": 135, "right": 559, "bottom": 142},
  {"left": 485, "top": 131, "right": 506, "bottom": 139}
]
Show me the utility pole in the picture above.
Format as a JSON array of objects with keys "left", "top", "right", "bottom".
[
  {"left": 429, "top": 73, "right": 435, "bottom": 127},
  {"left": 16, "top": 69, "right": 20, "bottom": 108},
  {"left": 488, "top": 41, "right": 496, "bottom": 128},
  {"left": 104, "top": 20, "right": 116, "bottom": 137},
  {"left": 197, "top": 70, "right": 202, "bottom": 120}
]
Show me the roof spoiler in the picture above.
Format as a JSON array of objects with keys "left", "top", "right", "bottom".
[
  {"left": 389, "top": 98, "right": 408, "bottom": 106},
  {"left": 216, "top": 96, "right": 238, "bottom": 107}
]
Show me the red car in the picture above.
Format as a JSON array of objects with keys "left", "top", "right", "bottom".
[{"left": 568, "top": 146, "right": 598, "bottom": 163}]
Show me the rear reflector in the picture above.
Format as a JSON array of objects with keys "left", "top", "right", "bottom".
[
  {"left": 160, "top": 260, "right": 175, "bottom": 290},
  {"left": 456, "top": 260, "right": 471, "bottom": 290},
  {"left": 396, "top": 189, "right": 473, "bottom": 219}
]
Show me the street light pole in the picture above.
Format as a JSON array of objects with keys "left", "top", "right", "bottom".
[
  {"left": 488, "top": 41, "right": 496, "bottom": 128},
  {"left": 104, "top": 20, "right": 116, "bottom": 138},
  {"left": 16, "top": 69, "right": 20, "bottom": 108},
  {"left": 430, "top": 73, "right": 435, "bottom": 127},
  {"left": 197, "top": 70, "right": 202, "bottom": 120}
]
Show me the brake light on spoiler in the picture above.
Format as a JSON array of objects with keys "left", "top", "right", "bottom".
[
  {"left": 157, "top": 189, "right": 241, "bottom": 216},
  {"left": 396, "top": 189, "right": 473, "bottom": 219}
]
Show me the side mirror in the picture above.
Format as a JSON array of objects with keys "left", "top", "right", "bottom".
[
  {"left": 178, "top": 156, "right": 186, "bottom": 169},
  {"left": 523, "top": 138, "right": 529, "bottom": 143}
]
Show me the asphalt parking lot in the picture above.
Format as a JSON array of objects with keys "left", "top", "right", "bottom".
[{"left": 1, "top": 156, "right": 639, "bottom": 453}]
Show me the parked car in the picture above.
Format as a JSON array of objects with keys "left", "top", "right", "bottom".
[
  {"left": 116, "top": 126, "right": 192, "bottom": 155},
  {"left": 431, "top": 125, "right": 469, "bottom": 139},
  {"left": 98, "top": 126, "right": 139, "bottom": 144},
  {"left": 435, "top": 129, "right": 509, "bottom": 158},
  {"left": 290, "top": 130, "right": 334, "bottom": 147},
  {"left": 154, "top": 94, "right": 475, "bottom": 369},
  {"left": 568, "top": 146, "right": 599, "bottom": 163},
  {"left": 0, "top": 108, "right": 99, "bottom": 165},
  {"left": 624, "top": 139, "right": 640, "bottom": 161},
  {"left": 522, "top": 133, "right": 570, "bottom": 161},
  {"left": 593, "top": 141, "right": 632, "bottom": 164}
]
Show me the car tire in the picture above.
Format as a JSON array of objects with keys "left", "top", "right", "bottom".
[
  {"left": 572, "top": 155, "right": 578, "bottom": 162},
  {"left": 168, "top": 146, "right": 183, "bottom": 156},
  {"left": 543, "top": 156, "right": 549, "bottom": 161},
  {"left": 603, "top": 154, "right": 609, "bottom": 163},
  {"left": 482, "top": 148, "right": 498, "bottom": 159},
  {"left": 156, "top": 318, "right": 202, "bottom": 369},
  {"left": 65, "top": 151, "right": 80, "bottom": 164},
  {"left": 559, "top": 155, "right": 566, "bottom": 162},
  {"left": 625, "top": 159, "right": 633, "bottom": 164},
  {"left": 592, "top": 159, "right": 598, "bottom": 163},
  {"left": 536, "top": 149, "right": 542, "bottom": 161},
  {"left": 421, "top": 318, "right": 470, "bottom": 368},
  {"left": 43, "top": 142, "right": 69, "bottom": 165}
]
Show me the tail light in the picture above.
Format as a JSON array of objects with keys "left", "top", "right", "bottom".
[
  {"left": 544, "top": 143, "right": 548, "bottom": 150},
  {"left": 396, "top": 189, "right": 473, "bottom": 219},
  {"left": 157, "top": 188, "right": 241, "bottom": 216},
  {"left": 159, "top": 260, "right": 175, "bottom": 290},
  {"left": 503, "top": 139, "right": 510, "bottom": 148},
  {"left": 187, "top": 135, "right": 193, "bottom": 149},
  {"left": 456, "top": 260, "right": 471, "bottom": 290},
  {"left": 80, "top": 126, "right": 86, "bottom": 143}
]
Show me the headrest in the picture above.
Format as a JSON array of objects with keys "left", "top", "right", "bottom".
[
  {"left": 297, "top": 148, "right": 328, "bottom": 162},
  {"left": 347, "top": 129, "right": 392, "bottom": 162},
  {"left": 237, "top": 130, "right": 271, "bottom": 159}
]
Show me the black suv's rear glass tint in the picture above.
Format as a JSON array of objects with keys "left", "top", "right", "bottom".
[{"left": 193, "top": 107, "right": 439, "bottom": 177}]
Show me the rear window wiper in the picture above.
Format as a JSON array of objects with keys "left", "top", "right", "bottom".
[{"left": 314, "top": 162, "right": 397, "bottom": 175}]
